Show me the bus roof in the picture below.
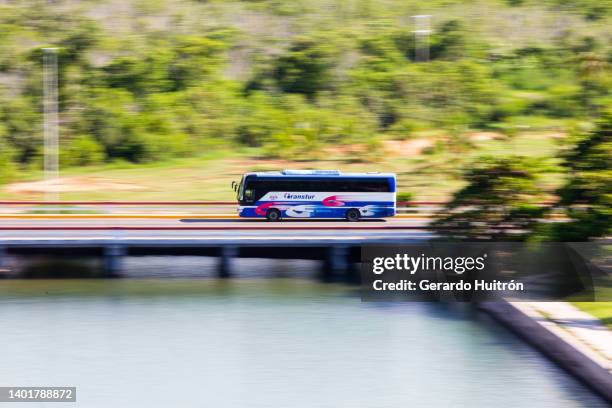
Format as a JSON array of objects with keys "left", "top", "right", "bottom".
[{"left": 246, "top": 170, "right": 395, "bottom": 179}]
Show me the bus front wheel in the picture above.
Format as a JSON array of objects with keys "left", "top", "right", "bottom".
[
  {"left": 346, "top": 209, "right": 360, "bottom": 222},
  {"left": 266, "top": 208, "right": 281, "bottom": 222}
]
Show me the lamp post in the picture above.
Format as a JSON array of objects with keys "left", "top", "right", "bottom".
[
  {"left": 412, "top": 15, "right": 431, "bottom": 62},
  {"left": 43, "top": 48, "right": 59, "bottom": 202}
]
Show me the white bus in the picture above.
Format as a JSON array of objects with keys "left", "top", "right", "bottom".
[{"left": 233, "top": 170, "right": 396, "bottom": 221}]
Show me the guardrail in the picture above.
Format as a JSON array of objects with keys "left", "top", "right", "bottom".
[
  {"left": 0, "top": 200, "right": 560, "bottom": 217},
  {"left": 0, "top": 200, "right": 559, "bottom": 206},
  {"left": 0, "top": 201, "right": 238, "bottom": 205},
  {"left": 0, "top": 201, "right": 443, "bottom": 206},
  {"left": 0, "top": 200, "right": 442, "bottom": 217}
]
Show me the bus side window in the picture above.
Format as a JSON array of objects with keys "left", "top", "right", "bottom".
[
  {"left": 251, "top": 180, "right": 276, "bottom": 201},
  {"left": 344, "top": 179, "right": 390, "bottom": 192}
]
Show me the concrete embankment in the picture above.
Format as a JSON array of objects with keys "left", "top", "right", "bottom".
[{"left": 480, "top": 300, "right": 612, "bottom": 403}]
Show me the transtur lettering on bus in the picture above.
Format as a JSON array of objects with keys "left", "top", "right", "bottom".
[{"left": 284, "top": 193, "right": 316, "bottom": 200}]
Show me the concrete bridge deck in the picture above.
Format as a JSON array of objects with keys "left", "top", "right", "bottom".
[{"left": 0, "top": 217, "right": 434, "bottom": 277}]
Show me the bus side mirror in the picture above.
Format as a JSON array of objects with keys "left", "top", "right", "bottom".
[{"left": 231, "top": 181, "right": 236, "bottom": 191}]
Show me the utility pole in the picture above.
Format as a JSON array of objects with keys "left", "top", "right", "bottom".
[
  {"left": 43, "top": 48, "right": 59, "bottom": 202},
  {"left": 412, "top": 15, "right": 431, "bottom": 62}
]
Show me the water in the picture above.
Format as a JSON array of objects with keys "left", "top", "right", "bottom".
[{"left": 0, "top": 278, "right": 607, "bottom": 408}]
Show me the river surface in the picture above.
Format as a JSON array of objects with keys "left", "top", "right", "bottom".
[{"left": 0, "top": 278, "right": 607, "bottom": 408}]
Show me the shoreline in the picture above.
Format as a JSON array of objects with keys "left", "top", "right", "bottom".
[{"left": 480, "top": 300, "right": 612, "bottom": 403}]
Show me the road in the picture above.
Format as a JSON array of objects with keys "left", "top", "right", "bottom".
[{"left": 0, "top": 216, "right": 435, "bottom": 242}]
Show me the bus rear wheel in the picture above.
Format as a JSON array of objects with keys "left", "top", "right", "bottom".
[
  {"left": 346, "top": 209, "right": 360, "bottom": 222},
  {"left": 266, "top": 208, "right": 281, "bottom": 222}
]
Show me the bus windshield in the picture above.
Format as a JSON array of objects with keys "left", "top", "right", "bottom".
[{"left": 236, "top": 176, "right": 243, "bottom": 202}]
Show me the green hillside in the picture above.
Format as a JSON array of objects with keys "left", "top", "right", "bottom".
[{"left": 0, "top": 0, "right": 610, "bottom": 187}]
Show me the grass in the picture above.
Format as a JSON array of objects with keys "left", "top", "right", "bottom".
[
  {"left": 572, "top": 302, "right": 612, "bottom": 330},
  {"left": 0, "top": 131, "right": 564, "bottom": 202},
  {"left": 572, "top": 278, "right": 612, "bottom": 330},
  {"left": 0, "top": 133, "right": 560, "bottom": 201}
]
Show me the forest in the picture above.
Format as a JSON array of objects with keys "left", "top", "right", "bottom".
[{"left": 0, "top": 0, "right": 609, "bottom": 172}]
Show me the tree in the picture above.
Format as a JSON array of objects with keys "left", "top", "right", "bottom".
[
  {"left": 80, "top": 89, "right": 152, "bottom": 162},
  {"left": 103, "top": 35, "right": 227, "bottom": 95},
  {"left": 433, "top": 156, "right": 548, "bottom": 240},
  {"left": 168, "top": 35, "right": 227, "bottom": 90},
  {"left": 554, "top": 111, "right": 611, "bottom": 240},
  {"left": 273, "top": 36, "right": 336, "bottom": 97},
  {"left": 58, "top": 19, "right": 100, "bottom": 64},
  {"left": 0, "top": 96, "right": 40, "bottom": 163},
  {"left": 430, "top": 20, "right": 468, "bottom": 60},
  {"left": 103, "top": 56, "right": 153, "bottom": 96},
  {"left": 0, "top": 124, "right": 17, "bottom": 184}
]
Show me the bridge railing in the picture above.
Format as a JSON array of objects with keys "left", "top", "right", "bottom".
[
  {"left": 0, "top": 200, "right": 559, "bottom": 217},
  {"left": 0, "top": 201, "right": 443, "bottom": 205}
]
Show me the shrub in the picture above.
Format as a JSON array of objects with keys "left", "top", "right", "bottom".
[
  {"left": 61, "top": 135, "right": 105, "bottom": 166},
  {"left": 543, "top": 85, "right": 583, "bottom": 117},
  {"left": 388, "top": 119, "right": 419, "bottom": 140},
  {"left": 396, "top": 192, "right": 414, "bottom": 203},
  {"left": 0, "top": 141, "right": 17, "bottom": 184}
]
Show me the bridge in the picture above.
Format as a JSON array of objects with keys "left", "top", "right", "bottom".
[{"left": 0, "top": 201, "right": 435, "bottom": 278}]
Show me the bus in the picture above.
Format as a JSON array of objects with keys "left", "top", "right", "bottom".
[{"left": 232, "top": 170, "right": 396, "bottom": 221}]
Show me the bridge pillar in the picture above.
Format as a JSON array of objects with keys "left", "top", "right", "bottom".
[
  {"left": 0, "top": 245, "right": 8, "bottom": 278},
  {"left": 104, "top": 245, "right": 125, "bottom": 277},
  {"left": 218, "top": 246, "right": 237, "bottom": 278},
  {"left": 323, "top": 245, "right": 349, "bottom": 281},
  {"left": 0, "top": 245, "right": 6, "bottom": 268}
]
